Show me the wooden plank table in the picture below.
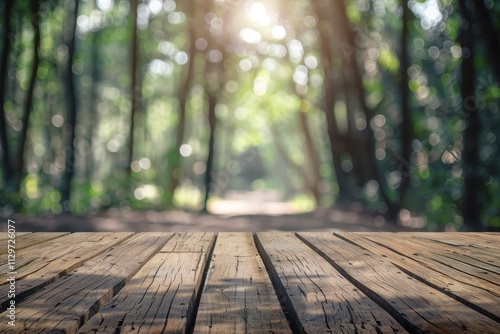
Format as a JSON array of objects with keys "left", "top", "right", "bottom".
[{"left": 0, "top": 232, "right": 498, "bottom": 333}]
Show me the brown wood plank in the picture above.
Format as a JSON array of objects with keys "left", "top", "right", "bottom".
[
  {"left": 0, "top": 232, "right": 133, "bottom": 311},
  {"left": 360, "top": 233, "right": 500, "bottom": 287},
  {"left": 0, "top": 232, "right": 130, "bottom": 281},
  {"left": 403, "top": 232, "right": 500, "bottom": 251},
  {"left": 256, "top": 232, "right": 406, "bottom": 333},
  {"left": 160, "top": 232, "right": 215, "bottom": 256},
  {"left": 397, "top": 233, "right": 500, "bottom": 274},
  {"left": 79, "top": 233, "right": 216, "bottom": 333},
  {"left": 0, "top": 232, "right": 69, "bottom": 254},
  {"left": 336, "top": 232, "right": 500, "bottom": 323},
  {"left": 0, "top": 233, "right": 172, "bottom": 334},
  {"left": 360, "top": 232, "right": 499, "bottom": 267},
  {"left": 79, "top": 253, "right": 206, "bottom": 333},
  {"left": 0, "top": 232, "right": 31, "bottom": 240},
  {"left": 447, "top": 233, "right": 500, "bottom": 247},
  {"left": 0, "top": 232, "right": 91, "bottom": 268},
  {"left": 195, "top": 232, "right": 292, "bottom": 333},
  {"left": 298, "top": 232, "right": 500, "bottom": 333}
]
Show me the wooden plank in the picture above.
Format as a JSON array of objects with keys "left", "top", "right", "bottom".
[
  {"left": 403, "top": 232, "right": 500, "bottom": 251},
  {"left": 160, "top": 232, "right": 215, "bottom": 256},
  {"left": 256, "top": 232, "right": 406, "bottom": 333},
  {"left": 397, "top": 233, "right": 500, "bottom": 274},
  {"left": 0, "top": 232, "right": 130, "bottom": 281},
  {"left": 446, "top": 233, "right": 500, "bottom": 247},
  {"left": 360, "top": 232, "right": 499, "bottom": 267},
  {"left": 195, "top": 232, "right": 292, "bottom": 333},
  {"left": 0, "top": 232, "right": 69, "bottom": 254},
  {"left": 360, "top": 233, "right": 500, "bottom": 287},
  {"left": 336, "top": 232, "right": 500, "bottom": 323},
  {"left": 0, "top": 233, "right": 172, "bottom": 334},
  {"left": 79, "top": 233, "right": 216, "bottom": 333},
  {"left": 298, "top": 232, "right": 500, "bottom": 333},
  {"left": 79, "top": 253, "right": 206, "bottom": 333},
  {"left": 0, "top": 232, "right": 92, "bottom": 267},
  {"left": 0, "top": 232, "right": 133, "bottom": 311},
  {"left": 0, "top": 232, "right": 31, "bottom": 240}
]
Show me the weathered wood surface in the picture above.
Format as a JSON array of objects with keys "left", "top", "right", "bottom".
[
  {"left": 0, "top": 232, "right": 133, "bottom": 311},
  {"left": 0, "top": 232, "right": 68, "bottom": 254},
  {"left": 0, "top": 233, "right": 172, "bottom": 334},
  {"left": 0, "top": 232, "right": 498, "bottom": 334},
  {"left": 79, "top": 233, "right": 216, "bottom": 333},
  {"left": 256, "top": 232, "right": 406, "bottom": 333},
  {"left": 195, "top": 232, "right": 291, "bottom": 333},
  {"left": 298, "top": 232, "right": 500, "bottom": 333},
  {"left": 335, "top": 232, "right": 500, "bottom": 323},
  {"left": 0, "top": 232, "right": 31, "bottom": 240}
]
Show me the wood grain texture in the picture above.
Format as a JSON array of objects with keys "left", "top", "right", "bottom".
[
  {"left": 398, "top": 233, "right": 500, "bottom": 273},
  {"left": 0, "top": 233, "right": 172, "bottom": 334},
  {"left": 79, "top": 232, "right": 216, "bottom": 333},
  {"left": 0, "top": 232, "right": 68, "bottom": 254},
  {"left": 79, "top": 253, "right": 207, "bottom": 333},
  {"left": 402, "top": 232, "right": 500, "bottom": 251},
  {"left": 256, "top": 232, "right": 406, "bottom": 333},
  {"left": 336, "top": 232, "right": 500, "bottom": 323},
  {"left": 195, "top": 232, "right": 292, "bottom": 334},
  {"left": 0, "top": 232, "right": 31, "bottom": 240},
  {"left": 0, "top": 232, "right": 133, "bottom": 311},
  {"left": 359, "top": 233, "right": 500, "bottom": 287},
  {"left": 160, "top": 232, "right": 215, "bottom": 256},
  {"left": 298, "top": 232, "right": 500, "bottom": 333},
  {"left": 0, "top": 232, "right": 127, "bottom": 279},
  {"left": 0, "top": 232, "right": 497, "bottom": 333}
]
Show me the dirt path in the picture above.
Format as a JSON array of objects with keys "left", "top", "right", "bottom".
[{"left": 4, "top": 207, "right": 421, "bottom": 233}]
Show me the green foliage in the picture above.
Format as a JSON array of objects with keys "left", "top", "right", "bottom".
[{"left": 0, "top": 0, "right": 498, "bottom": 231}]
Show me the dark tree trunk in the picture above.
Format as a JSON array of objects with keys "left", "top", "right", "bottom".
[
  {"left": 458, "top": 0, "right": 482, "bottom": 231},
  {"left": 127, "top": 0, "right": 141, "bottom": 175},
  {"left": 323, "top": 78, "right": 352, "bottom": 202},
  {"left": 201, "top": 0, "right": 223, "bottom": 212},
  {"left": 473, "top": 0, "right": 500, "bottom": 82},
  {"left": 334, "top": 0, "right": 399, "bottom": 217},
  {"left": 298, "top": 110, "right": 321, "bottom": 204},
  {"left": 87, "top": 27, "right": 102, "bottom": 184},
  {"left": 202, "top": 92, "right": 217, "bottom": 212},
  {"left": 167, "top": 0, "right": 196, "bottom": 205},
  {"left": 399, "top": 0, "right": 413, "bottom": 205},
  {"left": 60, "top": 0, "right": 79, "bottom": 210},
  {"left": 0, "top": 0, "right": 14, "bottom": 183},
  {"left": 310, "top": 0, "right": 352, "bottom": 202},
  {"left": 16, "top": 0, "right": 41, "bottom": 189}
]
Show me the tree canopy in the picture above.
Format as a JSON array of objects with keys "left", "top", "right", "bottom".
[{"left": 0, "top": 0, "right": 499, "bottom": 231}]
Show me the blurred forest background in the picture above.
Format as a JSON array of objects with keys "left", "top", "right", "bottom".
[{"left": 0, "top": 0, "right": 499, "bottom": 231}]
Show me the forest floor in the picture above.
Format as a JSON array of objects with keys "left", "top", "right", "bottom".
[{"left": 6, "top": 198, "right": 425, "bottom": 233}]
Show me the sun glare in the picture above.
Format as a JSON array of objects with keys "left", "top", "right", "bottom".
[{"left": 248, "top": 2, "right": 271, "bottom": 26}]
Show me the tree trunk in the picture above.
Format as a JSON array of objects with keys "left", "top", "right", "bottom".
[
  {"left": 399, "top": 0, "right": 412, "bottom": 206},
  {"left": 310, "top": 0, "right": 352, "bottom": 202},
  {"left": 473, "top": 0, "right": 500, "bottom": 82},
  {"left": 0, "top": 0, "right": 14, "bottom": 184},
  {"left": 86, "top": 27, "right": 102, "bottom": 184},
  {"left": 202, "top": 91, "right": 217, "bottom": 212},
  {"left": 167, "top": 0, "right": 196, "bottom": 205},
  {"left": 17, "top": 0, "right": 41, "bottom": 189},
  {"left": 298, "top": 110, "right": 322, "bottom": 204},
  {"left": 127, "top": 0, "right": 141, "bottom": 175},
  {"left": 334, "top": 0, "right": 399, "bottom": 217},
  {"left": 458, "top": 0, "right": 482, "bottom": 231},
  {"left": 60, "top": 0, "right": 79, "bottom": 210},
  {"left": 324, "top": 77, "right": 352, "bottom": 201}
]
